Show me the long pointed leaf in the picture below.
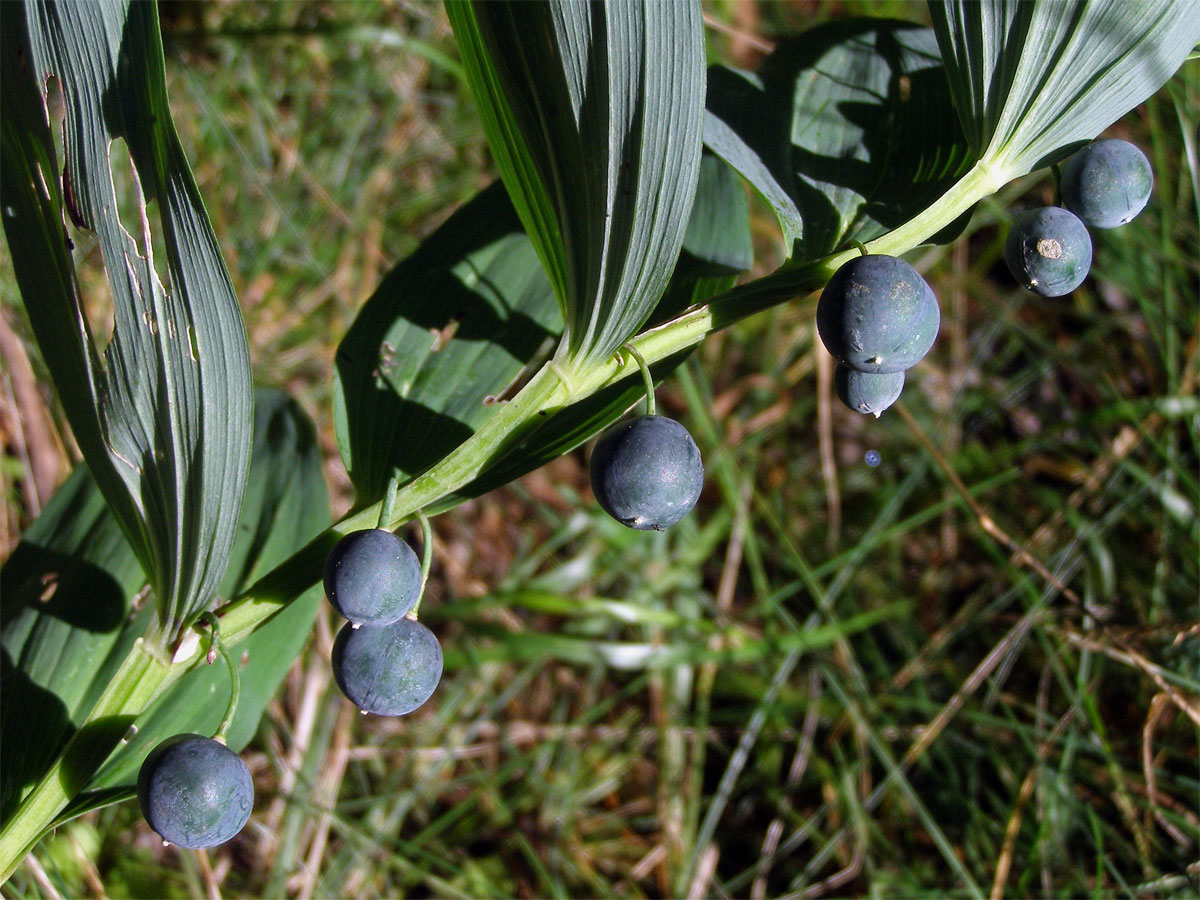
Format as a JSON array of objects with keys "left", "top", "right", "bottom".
[
  {"left": 451, "top": 0, "right": 706, "bottom": 366},
  {"left": 930, "top": 0, "right": 1200, "bottom": 175},
  {"left": 2, "top": 0, "right": 252, "bottom": 634}
]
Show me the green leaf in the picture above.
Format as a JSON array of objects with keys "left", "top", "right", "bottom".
[
  {"left": 1, "top": 468, "right": 150, "bottom": 822},
  {"left": 1, "top": 0, "right": 253, "bottom": 634},
  {"left": 450, "top": 0, "right": 707, "bottom": 366},
  {"left": 335, "top": 154, "right": 750, "bottom": 511},
  {"left": 444, "top": 0, "right": 569, "bottom": 323},
  {"left": 930, "top": 0, "right": 1200, "bottom": 175},
  {"left": 703, "top": 67, "right": 803, "bottom": 250},
  {"left": 705, "top": 19, "right": 973, "bottom": 261},
  {"left": 675, "top": 152, "right": 755, "bottom": 279},
  {"left": 0, "top": 388, "right": 328, "bottom": 824},
  {"left": 332, "top": 182, "right": 562, "bottom": 503}
]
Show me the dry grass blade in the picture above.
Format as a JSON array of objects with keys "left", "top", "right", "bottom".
[
  {"left": 816, "top": 347, "right": 840, "bottom": 550},
  {"left": 0, "top": 312, "right": 64, "bottom": 513},
  {"left": 701, "top": 9, "right": 775, "bottom": 56},
  {"left": 21, "top": 854, "right": 63, "bottom": 900},
  {"left": 988, "top": 708, "right": 1076, "bottom": 900},
  {"left": 292, "top": 702, "right": 356, "bottom": 899},
  {"left": 194, "top": 848, "right": 222, "bottom": 900},
  {"left": 686, "top": 844, "right": 720, "bottom": 900},
  {"left": 1142, "top": 693, "right": 1190, "bottom": 847},
  {"left": 1056, "top": 627, "right": 1200, "bottom": 726},
  {"left": 895, "top": 401, "right": 1087, "bottom": 608},
  {"left": 751, "top": 668, "right": 822, "bottom": 900}
]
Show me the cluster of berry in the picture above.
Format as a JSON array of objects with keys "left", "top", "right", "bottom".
[
  {"left": 1005, "top": 139, "right": 1153, "bottom": 297},
  {"left": 324, "top": 529, "right": 443, "bottom": 717},
  {"left": 814, "top": 139, "right": 1153, "bottom": 420},
  {"left": 818, "top": 254, "right": 941, "bottom": 418}
]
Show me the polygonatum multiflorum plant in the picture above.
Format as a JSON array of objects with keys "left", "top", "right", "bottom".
[{"left": 1, "top": 0, "right": 1197, "bottom": 877}]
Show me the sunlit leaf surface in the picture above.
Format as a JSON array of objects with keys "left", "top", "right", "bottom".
[
  {"left": 1, "top": 0, "right": 253, "bottom": 633},
  {"left": 930, "top": 0, "right": 1200, "bottom": 175},
  {"left": 450, "top": 0, "right": 706, "bottom": 365}
]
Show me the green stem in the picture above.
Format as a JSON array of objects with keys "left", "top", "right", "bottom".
[
  {"left": 0, "top": 638, "right": 170, "bottom": 881},
  {"left": 624, "top": 343, "right": 656, "bottom": 416},
  {"left": 200, "top": 613, "right": 240, "bottom": 743},
  {"left": 213, "top": 161, "right": 1005, "bottom": 630},
  {"left": 378, "top": 472, "right": 400, "bottom": 531},
  {"left": 410, "top": 511, "right": 434, "bottom": 619},
  {"left": 0, "top": 157, "right": 1010, "bottom": 881}
]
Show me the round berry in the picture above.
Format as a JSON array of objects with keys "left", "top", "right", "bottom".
[
  {"left": 816, "top": 255, "right": 940, "bottom": 374},
  {"left": 589, "top": 415, "right": 704, "bottom": 531},
  {"left": 332, "top": 617, "right": 443, "bottom": 716},
  {"left": 1060, "top": 139, "right": 1153, "bottom": 229},
  {"left": 834, "top": 365, "right": 905, "bottom": 418},
  {"left": 324, "top": 529, "right": 421, "bottom": 626},
  {"left": 137, "top": 734, "right": 253, "bottom": 849},
  {"left": 1004, "top": 207, "right": 1092, "bottom": 297}
]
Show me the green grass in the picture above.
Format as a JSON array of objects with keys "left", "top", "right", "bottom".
[{"left": 1, "top": 3, "right": 1197, "bottom": 898}]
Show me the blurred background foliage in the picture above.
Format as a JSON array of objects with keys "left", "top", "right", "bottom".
[{"left": 1, "top": 1, "right": 1197, "bottom": 897}]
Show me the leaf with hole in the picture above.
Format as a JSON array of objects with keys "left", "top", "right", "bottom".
[{"left": 1, "top": 0, "right": 253, "bottom": 634}]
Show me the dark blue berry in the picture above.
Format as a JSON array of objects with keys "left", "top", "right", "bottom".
[
  {"left": 834, "top": 365, "right": 905, "bottom": 417},
  {"left": 137, "top": 734, "right": 253, "bottom": 849},
  {"left": 324, "top": 529, "right": 421, "bottom": 626},
  {"left": 1061, "top": 139, "right": 1152, "bottom": 229},
  {"left": 332, "top": 617, "right": 443, "bottom": 716},
  {"left": 590, "top": 415, "right": 704, "bottom": 531},
  {"left": 1004, "top": 207, "right": 1092, "bottom": 297},
  {"left": 816, "top": 255, "right": 940, "bottom": 374}
]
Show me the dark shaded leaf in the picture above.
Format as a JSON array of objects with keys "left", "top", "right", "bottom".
[
  {"left": 0, "top": 468, "right": 149, "bottom": 822},
  {"left": 703, "top": 66, "right": 802, "bottom": 249},
  {"left": 1, "top": 389, "right": 328, "bottom": 823},
  {"left": 335, "top": 155, "right": 751, "bottom": 512},
  {"left": 332, "top": 182, "right": 562, "bottom": 504},
  {"left": 705, "top": 19, "right": 973, "bottom": 260}
]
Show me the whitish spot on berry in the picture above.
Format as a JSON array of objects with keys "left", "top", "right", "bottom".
[{"left": 1036, "top": 238, "right": 1063, "bottom": 259}]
